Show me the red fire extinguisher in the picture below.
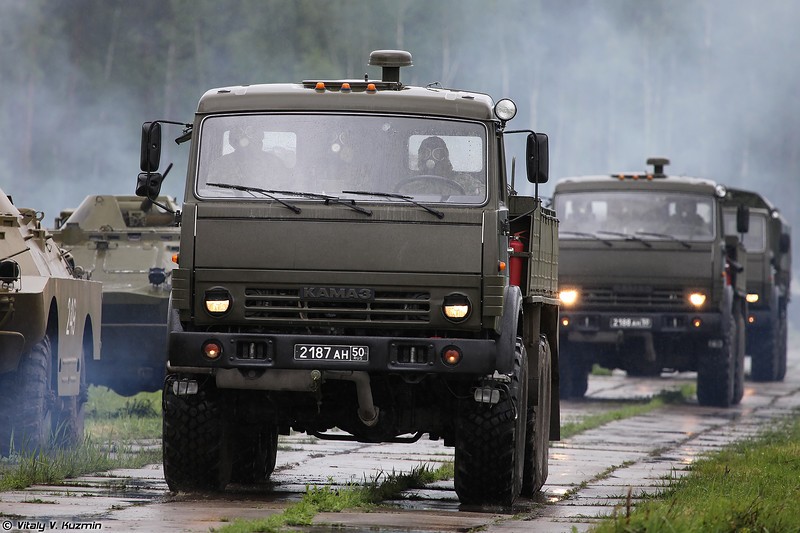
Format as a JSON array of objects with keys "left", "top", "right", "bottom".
[{"left": 509, "top": 232, "right": 525, "bottom": 286}]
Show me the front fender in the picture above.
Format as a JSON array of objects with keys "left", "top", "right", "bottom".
[{"left": 494, "top": 285, "right": 522, "bottom": 375}]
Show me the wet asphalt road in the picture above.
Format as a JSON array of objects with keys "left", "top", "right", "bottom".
[{"left": 1, "top": 341, "right": 799, "bottom": 533}]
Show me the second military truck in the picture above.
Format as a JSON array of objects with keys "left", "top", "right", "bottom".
[
  {"left": 554, "top": 158, "right": 748, "bottom": 407},
  {"left": 137, "top": 50, "right": 560, "bottom": 505}
]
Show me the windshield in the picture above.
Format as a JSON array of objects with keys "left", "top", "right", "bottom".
[
  {"left": 195, "top": 114, "right": 488, "bottom": 205},
  {"left": 555, "top": 190, "right": 717, "bottom": 242},
  {"left": 724, "top": 211, "right": 767, "bottom": 252}
]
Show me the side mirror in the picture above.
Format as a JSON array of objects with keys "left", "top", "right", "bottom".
[
  {"left": 779, "top": 233, "right": 791, "bottom": 254},
  {"left": 136, "top": 172, "right": 164, "bottom": 198},
  {"left": 526, "top": 132, "right": 549, "bottom": 184},
  {"left": 736, "top": 205, "right": 750, "bottom": 234},
  {"left": 140, "top": 122, "right": 162, "bottom": 172}
]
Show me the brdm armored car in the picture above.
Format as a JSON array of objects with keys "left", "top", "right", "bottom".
[{"left": 0, "top": 188, "right": 102, "bottom": 455}]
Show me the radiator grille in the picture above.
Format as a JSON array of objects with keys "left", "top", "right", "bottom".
[
  {"left": 244, "top": 288, "right": 430, "bottom": 323},
  {"left": 580, "top": 286, "right": 686, "bottom": 308}
]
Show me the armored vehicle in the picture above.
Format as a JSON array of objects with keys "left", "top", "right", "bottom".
[
  {"left": 0, "top": 188, "right": 102, "bottom": 455},
  {"left": 53, "top": 194, "right": 180, "bottom": 395},
  {"left": 136, "top": 50, "right": 560, "bottom": 505},
  {"left": 554, "top": 158, "right": 747, "bottom": 407},
  {"left": 722, "top": 188, "right": 791, "bottom": 381}
]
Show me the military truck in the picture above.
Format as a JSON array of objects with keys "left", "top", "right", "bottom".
[
  {"left": 52, "top": 194, "right": 180, "bottom": 395},
  {"left": 0, "top": 188, "right": 102, "bottom": 455},
  {"left": 722, "top": 188, "right": 791, "bottom": 382},
  {"left": 136, "top": 50, "right": 560, "bottom": 505},
  {"left": 553, "top": 158, "right": 748, "bottom": 407}
]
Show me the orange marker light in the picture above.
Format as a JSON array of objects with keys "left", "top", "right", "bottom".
[
  {"left": 443, "top": 347, "right": 462, "bottom": 366},
  {"left": 692, "top": 318, "right": 702, "bottom": 328},
  {"left": 366, "top": 83, "right": 377, "bottom": 92},
  {"left": 341, "top": 82, "right": 351, "bottom": 92},
  {"left": 561, "top": 317, "right": 570, "bottom": 327},
  {"left": 172, "top": 253, "right": 179, "bottom": 264},
  {"left": 203, "top": 341, "right": 222, "bottom": 359},
  {"left": 315, "top": 82, "right": 325, "bottom": 91},
  {"left": 498, "top": 261, "right": 507, "bottom": 272}
]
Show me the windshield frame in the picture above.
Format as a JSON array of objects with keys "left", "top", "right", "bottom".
[{"left": 193, "top": 112, "right": 490, "bottom": 207}]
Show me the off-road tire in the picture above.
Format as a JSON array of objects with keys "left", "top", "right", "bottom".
[
  {"left": 162, "top": 374, "right": 232, "bottom": 491},
  {"left": 454, "top": 338, "right": 528, "bottom": 506},
  {"left": 521, "top": 335, "right": 552, "bottom": 497},
  {"left": 230, "top": 424, "right": 279, "bottom": 484},
  {"left": 732, "top": 306, "right": 746, "bottom": 405},
  {"left": 776, "top": 315, "right": 788, "bottom": 381},
  {"left": 696, "top": 314, "right": 735, "bottom": 407},
  {"left": 558, "top": 341, "right": 590, "bottom": 399},
  {"left": 0, "top": 335, "right": 54, "bottom": 455},
  {"left": 750, "top": 312, "right": 787, "bottom": 382}
]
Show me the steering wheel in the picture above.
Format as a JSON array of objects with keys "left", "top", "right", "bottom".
[{"left": 393, "top": 174, "right": 466, "bottom": 195}]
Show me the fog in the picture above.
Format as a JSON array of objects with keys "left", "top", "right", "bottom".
[{"left": 1, "top": 0, "right": 797, "bottom": 313}]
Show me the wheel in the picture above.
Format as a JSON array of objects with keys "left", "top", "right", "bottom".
[
  {"left": 162, "top": 374, "right": 232, "bottom": 491},
  {"left": 0, "top": 335, "right": 55, "bottom": 455},
  {"left": 776, "top": 314, "right": 788, "bottom": 381},
  {"left": 558, "top": 340, "right": 590, "bottom": 400},
  {"left": 521, "top": 335, "right": 552, "bottom": 497},
  {"left": 696, "top": 314, "right": 735, "bottom": 407},
  {"left": 393, "top": 174, "right": 466, "bottom": 196},
  {"left": 230, "top": 423, "right": 279, "bottom": 484},
  {"left": 454, "top": 337, "right": 528, "bottom": 506},
  {"left": 731, "top": 306, "right": 746, "bottom": 405}
]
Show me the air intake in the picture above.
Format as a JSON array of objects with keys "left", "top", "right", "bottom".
[{"left": 368, "top": 50, "right": 413, "bottom": 83}]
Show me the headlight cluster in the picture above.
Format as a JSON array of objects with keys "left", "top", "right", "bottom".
[
  {"left": 442, "top": 293, "right": 471, "bottom": 322},
  {"left": 204, "top": 288, "right": 232, "bottom": 316},
  {"left": 687, "top": 292, "right": 706, "bottom": 308},
  {"left": 559, "top": 289, "right": 579, "bottom": 307}
]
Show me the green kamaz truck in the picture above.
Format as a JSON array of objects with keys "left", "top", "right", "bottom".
[
  {"left": 53, "top": 194, "right": 180, "bottom": 395},
  {"left": 554, "top": 158, "right": 748, "bottom": 407},
  {"left": 722, "top": 188, "right": 791, "bottom": 382},
  {"left": 136, "top": 50, "right": 560, "bottom": 505}
]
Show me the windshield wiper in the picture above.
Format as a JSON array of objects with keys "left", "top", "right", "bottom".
[
  {"left": 207, "top": 182, "right": 301, "bottom": 213},
  {"left": 270, "top": 190, "right": 372, "bottom": 216},
  {"left": 635, "top": 231, "right": 692, "bottom": 249},
  {"left": 342, "top": 190, "right": 444, "bottom": 219},
  {"left": 559, "top": 230, "right": 613, "bottom": 246},
  {"left": 596, "top": 230, "right": 653, "bottom": 248}
]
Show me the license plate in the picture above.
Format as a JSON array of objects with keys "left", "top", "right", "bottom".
[
  {"left": 293, "top": 344, "right": 369, "bottom": 361},
  {"left": 609, "top": 317, "right": 652, "bottom": 329}
]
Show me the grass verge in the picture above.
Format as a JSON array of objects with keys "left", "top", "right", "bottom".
[
  {"left": 561, "top": 384, "right": 694, "bottom": 439},
  {"left": 217, "top": 462, "right": 454, "bottom": 533},
  {"left": 0, "top": 386, "right": 162, "bottom": 491},
  {"left": 590, "top": 412, "right": 800, "bottom": 532}
]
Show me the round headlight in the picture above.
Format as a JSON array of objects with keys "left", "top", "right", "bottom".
[
  {"left": 688, "top": 292, "right": 706, "bottom": 308},
  {"left": 494, "top": 98, "right": 517, "bottom": 122},
  {"left": 559, "top": 289, "right": 579, "bottom": 306},
  {"left": 205, "top": 287, "right": 232, "bottom": 316},
  {"left": 442, "top": 293, "right": 471, "bottom": 322}
]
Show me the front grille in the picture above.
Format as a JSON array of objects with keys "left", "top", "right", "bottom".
[
  {"left": 580, "top": 286, "right": 686, "bottom": 309},
  {"left": 244, "top": 288, "right": 430, "bottom": 324}
]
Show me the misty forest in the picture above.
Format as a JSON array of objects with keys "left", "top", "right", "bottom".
[{"left": 1, "top": 0, "right": 798, "bottom": 301}]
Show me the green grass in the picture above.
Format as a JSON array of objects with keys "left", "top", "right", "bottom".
[
  {"left": 217, "top": 463, "right": 454, "bottom": 533},
  {"left": 561, "top": 385, "right": 694, "bottom": 439},
  {"left": 590, "top": 413, "right": 800, "bottom": 532},
  {"left": 0, "top": 386, "right": 163, "bottom": 491}
]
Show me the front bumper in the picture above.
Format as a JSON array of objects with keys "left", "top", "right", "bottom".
[
  {"left": 168, "top": 331, "right": 498, "bottom": 376},
  {"left": 560, "top": 309, "right": 724, "bottom": 343}
]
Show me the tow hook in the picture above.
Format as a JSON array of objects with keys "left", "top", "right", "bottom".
[{"left": 474, "top": 371, "right": 511, "bottom": 405}]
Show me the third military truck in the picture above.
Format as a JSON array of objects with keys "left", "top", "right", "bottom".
[
  {"left": 136, "top": 50, "right": 560, "bottom": 505},
  {"left": 723, "top": 188, "right": 791, "bottom": 382},
  {"left": 554, "top": 158, "right": 748, "bottom": 407}
]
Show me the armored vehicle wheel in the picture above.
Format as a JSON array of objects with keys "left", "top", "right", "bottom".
[
  {"left": 162, "top": 375, "right": 232, "bottom": 491},
  {"left": 230, "top": 423, "right": 279, "bottom": 484},
  {"left": 393, "top": 174, "right": 466, "bottom": 196},
  {"left": 697, "top": 315, "right": 736, "bottom": 407},
  {"left": 732, "top": 307, "right": 746, "bottom": 405},
  {"left": 0, "top": 335, "right": 55, "bottom": 455},
  {"left": 750, "top": 314, "right": 786, "bottom": 382},
  {"left": 454, "top": 338, "right": 528, "bottom": 506},
  {"left": 521, "top": 335, "right": 552, "bottom": 497}
]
